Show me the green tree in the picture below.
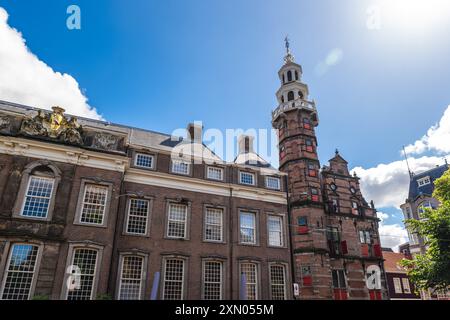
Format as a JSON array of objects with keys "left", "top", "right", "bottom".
[{"left": 401, "top": 168, "right": 450, "bottom": 292}]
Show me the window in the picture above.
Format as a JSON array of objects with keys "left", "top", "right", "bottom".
[
  {"left": 308, "top": 163, "right": 317, "bottom": 177},
  {"left": 303, "top": 118, "right": 311, "bottom": 129},
  {"left": 1, "top": 244, "right": 39, "bottom": 300},
  {"left": 327, "top": 227, "right": 341, "bottom": 255},
  {"left": 393, "top": 277, "right": 402, "bottom": 294},
  {"left": 239, "top": 171, "right": 255, "bottom": 186},
  {"left": 240, "top": 211, "right": 256, "bottom": 244},
  {"left": 403, "top": 206, "right": 412, "bottom": 219},
  {"left": 417, "top": 176, "right": 431, "bottom": 187},
  {"left": 80, "top": 184, "right": 108, "bottom": 225},
  {"left": 287, "top": 71, "right": 292, "bottom": 82},
  {"left": 240, "top": 263, "right": 258, "bottom": 300},
  {"left": 351, "top": 201, "right": 359, "bottom": 215},
  {"left": 204, "top": 208, "right": 223, "bottom": 242},
  {"left": 167, "top": 204, "right": 188, "bottom": 239},
  {"left": 298, "top": 90, "right": 304, "bottom": 99},
  {"left": 207, "top": 166, "right": 224, "bottom": 181},
  {"left": 67, "top": 248, "right": 98, "bottom": 300},
  {"left": 21, "top": 176, "right": 54, "bottom": 218},
  {"left": 202, "top": 261, "right": 223, "bottom": 300},
  {"left": 135, "top": 153, "right": 154, "bottom": 169},
  {"left": 287, "top": 91, "right": 294, "bottom": 101},
  {"left": 295, "top": 70, "right": 299, "bottom": 81},
  {"left": 268, "top": 215, "right": 283, "bottom": 247},
  {"left": 311, "top": 188, "right": 319, "bottom": 202},
  {"left": 171, "top": 160, "right": 190, "bottom": 175},
  {"left": 418, "top": 201, "right": 432, "bottom": 217},
  {"left": 305, "top": 139, "right": 314, "bottom": 152},
  {"left": 359, "top": 230, "right": 371, "bottom": 244},
  {"left": 331, "top": 198, "right": 340, "bottom": 213},
  {"left": 297, "top": 216, "right": 308, "bottom": 234},
  {"left": 332, "top": 270, "right": 346, "bottom": 288},
  {"left": 163, "top": 259, "right": 184, "bottom": 300},
  {"left": 118, "top": 256, "right": 144, "bottom": 300},
  {"left": 402, "top": 278, "right": 411, "bottom": 294},
  {"left": 270, "top": 264, "right": 287, "bottom": 300},
  {"left": 350, "top": 186, "right": 357, "bottom": 194},
  {"left": 126, "top": 199, "right": 150, "bottom": 235},
  {"left": 266, "top": 176, "right": 281, "bottom": 190},
  {"left": 301, "top": 266, "right": 312, "bottom": 286}
]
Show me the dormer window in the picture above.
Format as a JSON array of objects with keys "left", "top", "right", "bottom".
[
  {"left": 240, "top": 171, "right": 255, "bottom": 186},
  {"left": 417, "top": 176, "right": 431, "bottom": 187},
  {"left": 135, "top": 153, "right": 154, "bottom": 169},
  {"left": 171, "top": 160, "right": 190, "bottom": 175},
  {"left": 266, "top": 176, "right": 281, "bottom": 190},
  {"left": 207, "top": 166, "right": 224, "bottom": 181}
]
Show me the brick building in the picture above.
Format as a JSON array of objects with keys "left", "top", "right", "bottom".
[
  {"left": 271, "top": 43, "right": 387, "bottom": 300},
  {"left": 0, "top": 43, "right": 387, "bottom": 300}
]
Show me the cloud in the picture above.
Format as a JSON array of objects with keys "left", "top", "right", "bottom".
[
  {"left": 405, "top": 105, "right": 450, "bottom": 155},
  {"left": 352, "top": 155, "right": 449, "bottom": 209},
  {"left": 315, "top": 48, "right": 343, "bottom": 76},
  {"left": 0, "top": 7, "right": 101, "bottom": 119},
  {"left": 377, "top": 211, "right": 408, "bottom": 251}
]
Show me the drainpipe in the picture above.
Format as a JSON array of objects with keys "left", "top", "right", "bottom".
[
  {"left": 284, "top": 173, "right": 296, "bottom": 299},
  {"left": 228, "top": 166, "right": 234, "bottom": 299}
]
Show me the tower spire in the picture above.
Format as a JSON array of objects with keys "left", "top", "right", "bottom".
[{"left": 284, "top": 35, "right": 295, "bottom": 63}]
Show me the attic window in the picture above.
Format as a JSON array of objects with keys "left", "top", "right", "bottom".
[{"left": 417, "top": 176, "right": 431, "bottom": 187}]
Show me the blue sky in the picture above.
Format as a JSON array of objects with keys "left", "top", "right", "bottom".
[{"left": 1, "top": 0, "right": 450, "bottom": 249}]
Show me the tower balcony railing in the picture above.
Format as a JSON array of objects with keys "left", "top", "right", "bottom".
[{"left": 272, "top": 98, "right": 316, "bottom": 121}]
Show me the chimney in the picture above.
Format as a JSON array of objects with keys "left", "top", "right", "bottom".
[
  {"left": 187, "top": 122, "right": 203, "bottom": 143},
  {"left": 238, "top": 135, "right": 254, "bottom": 154}
]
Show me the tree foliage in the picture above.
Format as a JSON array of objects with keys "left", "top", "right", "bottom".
[{"left": 400, "top": 168, "right": 450, "bottom": 292}]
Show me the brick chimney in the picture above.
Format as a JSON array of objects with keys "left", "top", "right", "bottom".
[
  {"left": 187, "top": 122, "right": 203, "bottom": 143},
  {"left": 238, "top": 135, "right": 254, "bottom": 154}
]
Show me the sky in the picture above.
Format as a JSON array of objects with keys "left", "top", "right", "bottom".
[{"left": 0, "top": 0, "right": 449, "bottom": 250}]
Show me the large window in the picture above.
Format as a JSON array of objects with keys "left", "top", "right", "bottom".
[
  {"left": 202, "top": 261, "right": 223, "bottom": 300},
  {"left": 21, "top": 176, "right": 54, "bottom": 218},
  {"left": 402, "top": 278, "right": 411, "bottom": 294},
  {"left": 207, "top": 166, "right": 224, "bottom": 181},
  {"left": 239, "top": 172, "right": 255, "bottom": 186},
  {"left": 80, "top": 184, "right": 108, "bottom": 225},
  {"left": 118, "top": 256, "right": 144, "bottom": 300},
  {"left": 163, "top": 259, "right": 185, "bottom": 300},
  {"left": 1, "top": 244, "right": 40, "bottom": 300},
  {"left": 171, "top": 160, "right": 190, "bottom": 175},
  {"left": 417, "top": 176, "right": 430, "bottom": 187},
  {"left": 265, "top": 176, "right": 281, "bottom": 190},
  {"left": 167, "top": 204, "right": 188, "bottom": 239},
  {"left": 270, "top": 264, "right": 287, "bottom": 300},
  {"left": 268, "top": 215, "right": 283, "bottom": 247},
  {"left": 135, "top": 153, "right": 154, "bottom": 169},
  {"left": 359, "top": 230, "right": 371, "bottom": 244},
  {"left": 418, "top": 201, "right": 432, "bottom": 218},
  {"left": 66, "top": 248, "right": 98, "bottom": 300},
  {"left": 126, "top": 199, "right": 150, "bottom": 235},
  {"left": 204, "top": 208, "right": 223, "bottom": 242},
  {"left": 393, "top": 277, "right": 402, "bottom": 294},
  {"left": 240, "top": 263, "right": 258, "bottom": 300},
  {"left": 240, "top": 211, "right": 256, "bottom": 244}
]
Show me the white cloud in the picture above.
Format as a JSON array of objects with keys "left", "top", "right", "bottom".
[
  {"left": 405, "top": 105, "right": 450, "bottom": 155},
  {"left": 315, "top": 48, "right": 343, "bottom": 76},
  {"left": 352, "top": 155, "right": 449, "bottom": 209},
  {"left": 376, "top": 211, "right": 407, "bottom": 251},
  {"left": 0, "top": 7, "right": 101, "bottom": 119}
]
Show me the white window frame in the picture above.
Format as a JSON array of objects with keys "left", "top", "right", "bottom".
[
  {"left": 125, "top": 198, "right": 150, "bottom": 236},
  {"left": 267, "top": 215, "right": 284, "bottom": 247},
  {"left": 171, "top": 160, "right": 191, "bottom": 175},
  {"left": 202, "top": 260, "right": 223, "bottom": 300},
  {"left": 118, "top": 255, "right": 145, "bottom": 300},
  {"left": 417, "top": 176, "right": 431, "bottom": 187},
  {"left": 207, "top": 166, "right": 224, "bottom": 181},
  {"left": 239, "top": 211, "right": 257, "bottom": 245},
  {"left": 418, "top": 201, "right": 432, "bottom": 218},
  {"left": 265, "top": 176, "right": 281, "bottom": 190},
  {"left": 162, "top": 258, "right": 185, "bottom": 300},
  {"left": 240, "top": 262, "right": 259, "bottom": 300},
  {"left": 0, "top": 243, "right": 42, "bottom": 300},
  {"left": 393, "top": 277, "right": 402, "bottom": 294},
  {"left": 66, "top": 248, "right": 99, "bottom": 300},
  {"left": 239, "top": 171, "right": 255, "bottom": 186},
  {"left": 204, "top": 207, "right": 224, "bottom": 242},
  {"left": 401, "top": 278, "right": 411, "bottom": 294},
  {"left": 269, "top": 264, "right": 287, "bottom": 300},
  {"left": 166, "top": 203, "right": 188, "bottom": 239},
  {"left": 134, "top": 153, "right": 155, "bottom": 169},
  {"left": 20, "top": 175, "right": 55, "bottom": 219},
  {"left": 79, "top": 184, "right": 109, "bottom": 226}
]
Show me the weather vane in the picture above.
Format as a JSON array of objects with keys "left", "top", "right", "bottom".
[{"left": 284, "top": 35, "right": 290, "bottom": 53}]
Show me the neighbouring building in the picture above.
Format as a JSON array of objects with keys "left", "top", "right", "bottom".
[
  {"left": 382, "top": 248, "right": 420, "bottom": 300},
  {"left": 271, "top": 42, "right": 387, "bottom": 300},
  {"left": 400, "top": 162, "right": 450, "bottom": 300},
  {"left": 0, "top": 42, "right": 387, "bottom": 300}
]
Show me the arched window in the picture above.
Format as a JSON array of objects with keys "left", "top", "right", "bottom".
[
  {"left": 287, "top": 71, "right": 292, "bottom": 82},
  {"left": 13, "top": 161, "right": 61, "bottom": 221},
  {"left": 287, "top": 91, "right": 294, "bottom": 101},
  {"left": 298, "top": 91, "right": 304, "bottom": 99},
  {"left": 295, "top": 70, "right": 299, "bottom": 80},
  {"left": 282, "top": 74, "right": 285, "bottom": 84},
  {"left": 281, "top": 96, "right": 285, "bottom": 103}
]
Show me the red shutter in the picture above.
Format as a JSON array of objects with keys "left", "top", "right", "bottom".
[
  {"left": 311, "top": 195, "right": 319, "bottom": 202},
  {"left": 302, "top": 276, "right": 312, "bottom": 286},
  {"left": 376, "top": 290, "right": 382, "bottom": 300},
  {"left": 341, "top": 241, "right": 348, "bottom": 255},
  {"left": 304, "top": 123, "right": 311, "bottom": 130},
  {"left": 309, "top": 169, "right": 317, "bottom": 177},
  {"left": 306, "top": 146, "right": 313, "bottom": 153},
  {"left": 361, "top": 244, "right": 369, "bottom": 257},
  {"left": 369, "top": 290, "right": 375, "bottom": 300},
  {"left": 374, "top": 244, "right": 382, "bottom": 257},
  {"left": 298, "top": 226, "right": 309, "bottom": 234},
  {"left": 334, "top": 289, "right": 348, "bottom": 300}
]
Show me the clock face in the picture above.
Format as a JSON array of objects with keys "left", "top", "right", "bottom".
[
  {"left": 350, "top": 187, "right": 356, "bottom": 194},
  {"left": 330, "top": 183, "right": 337, "bottom": 191}
]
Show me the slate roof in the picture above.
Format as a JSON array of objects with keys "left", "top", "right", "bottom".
[{"left": 408, "top": 163, "right": 449, "bottom": 200}]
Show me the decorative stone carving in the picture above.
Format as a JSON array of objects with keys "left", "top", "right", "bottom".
[
  {"left": 0, "top": 116, "right": 11, "bottom": 130},
  {"left": 92, "top": 132, "right": 118, "bottom": 150},
  {"left": 19, "top": 106, "right": 83, "bottom": 145}
]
